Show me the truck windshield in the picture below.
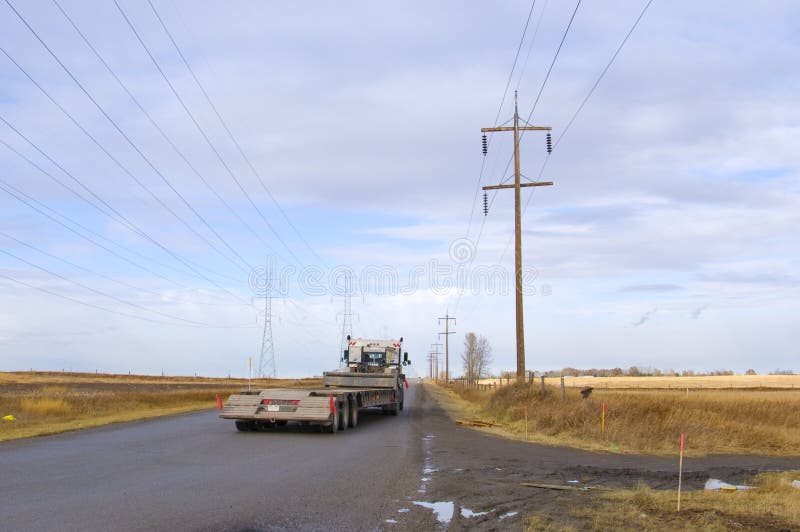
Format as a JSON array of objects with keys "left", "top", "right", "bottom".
[{"left": 364, "top": 352, "right": 385, "bottom": 365}]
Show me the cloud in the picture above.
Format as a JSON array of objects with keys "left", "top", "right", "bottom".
[
  {"left": 691, "top": 305, "right": 708, "bottom": 320},
  {"left": 619, "top": 284, "right": 683, "bottom": 293},
  {"left": 632, "top": 308, "right": 657, "bottom": 327}
]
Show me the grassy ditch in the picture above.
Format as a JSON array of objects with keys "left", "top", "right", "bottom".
[
  {"left": 436, "top": 382, "right": 800, "bottom": 456},
  {"left": 524, "top": 471, "right": 800, "bottom": 531},
  {"left": 0, "top": 372, "right": 322, "bottom": 441}
]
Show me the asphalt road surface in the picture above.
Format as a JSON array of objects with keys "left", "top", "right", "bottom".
[{"left": 2, "top": 383, "right": 799, "bottom": 531}]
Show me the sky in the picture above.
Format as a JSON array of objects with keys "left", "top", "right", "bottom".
[{"left": 1, "top": 0, "right": 798, "bottom": 378}]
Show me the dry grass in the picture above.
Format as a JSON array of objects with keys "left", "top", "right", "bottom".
[
  {"left": 561, "top": 471, "right": 800, "bottom": 531},
  {"left": 479, "top": 374, "right": 800, "bottom": 390},
  {"left": 0, "top": 371, "right": 322, "bottom": 441},
  {"left": 439, "top": 382, "right": 800, "bottom": 456}
]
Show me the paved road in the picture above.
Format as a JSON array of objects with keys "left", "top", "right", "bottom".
[
  {"left": 0, "top": 385, "right": 424, "bottom": 531},
  {"left": 3, "top": 383, "right": 799, "bottom": 531}
]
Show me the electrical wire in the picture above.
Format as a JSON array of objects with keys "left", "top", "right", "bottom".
[
  {"left": 112, "top": 0, "right": 303, "bottom": 268},
  {"left": 0, "top": 247, "right": 253, "bottom": 328},
  {"left": 0, "top": 114, "right": 246, "bottom": 298},
  {"left": 0, "top": 229, "right": 164, "bottom": 298},
  {"left": 1, "top": 4, "right": 252, "bottom": 275},
  {"left": 50, "top": 0, "right": 277, "bottom": 264},
  {"left": 0, "top": 270, "right": 254, "bottom": 329},
  {"left": 147, "top": 0, "right": 326, "bottom": 267}
]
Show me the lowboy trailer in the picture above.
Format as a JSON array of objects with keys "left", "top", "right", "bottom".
[{"left": 219, "top": 337, "right": 411, "bottom": 433}]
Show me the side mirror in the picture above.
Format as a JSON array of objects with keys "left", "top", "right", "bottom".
[
  {"left": 343, "top": 349, "right": 349, "bottom": 363},
  {"left": 403, "top": 352, "right": 410, "bottom": 365},
  {"left": 346, "top": 335, "right": 351, "bottom": 341}
]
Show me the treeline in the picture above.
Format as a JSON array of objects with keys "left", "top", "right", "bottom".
[{"left": 535, "top": 367, "right": 795, "bottom": 377}]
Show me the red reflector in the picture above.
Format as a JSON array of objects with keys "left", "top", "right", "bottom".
[{"left": 291, "top": 400, "right": 300, "bottom": 405}]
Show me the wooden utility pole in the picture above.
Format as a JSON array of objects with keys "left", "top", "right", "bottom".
[
  {"left": 481, "top": 91, "right": 553, "bottom": 382},
  {"left": 431, "top": 342, "right": 442, "bottom": 382},
  {"left": 437, "top": 315, "right": 456, "bottom": 383}
]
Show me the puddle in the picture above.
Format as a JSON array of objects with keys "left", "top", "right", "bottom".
[
  {"left": 384, "top": 518, "right": 398, "bottom": 524},
  {"left": 423, "top": 467, "right": 438, "bottom": 474},
  {"left": 413, "top": 501, "right": 454, "bottom": 524},
  {"left": 461, "top": 507, "right": 488, "bottom": 518},
  {"left": 421, "top": 477, "right": 431, "bottom": 482},
  {"left": 398, "top": 508, "right": 409, "bottom": 513},
  {"left": 499, "top": 511, "right": 518, "bottom": 520}
]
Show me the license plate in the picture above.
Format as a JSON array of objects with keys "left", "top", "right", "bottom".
[{"left": 267, "top": 405, "right": 280, "bottom": 412}]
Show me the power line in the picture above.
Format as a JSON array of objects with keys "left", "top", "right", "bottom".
[
  {"left": 0, "top": 114, "right": 246, "bottom": 300},
  {"left": 0, "top": 270, "right": 252, "bottom": 329},
  {"left": 554, "top": 0, "right": 655, "bottom": 149},
  {"left": 0, "top": 247, "right": 252, "bottom": 328},
  {"left": 0, "top": 229, "right": 163, "bottom": 299},
  {"left": 1, "top": 4, "right": 252, "bottom": 275},
  {"left": 147, "top": 0, "right": 326, "bottom": 267},
  {"left": 0, "top": 136, "right": 240, "bottom": 288},
  {"left": 112, "top": 0, "right": 303, "bottom": 268},
  {"left": 49, "top": 0, "right": 277, "bottom": 264},
  {"left": 0, "top": 177, "right": 188, "bottom": 289},
  {"left": 525, "top": 0, "right": 583, "bottom": 122},
  {"left": 514, "top": 0, "right": 551, "bottom": 92}
]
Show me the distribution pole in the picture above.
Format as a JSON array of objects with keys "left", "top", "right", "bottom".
[
  {"left": 431, "top": 342, "right": 442, "bottom": 382},
  {"left": 437, "top": 314, "right": 456, "bottom": 383},
  {"left": 481, "top": 91, "right": 553, "bottom": 382}
]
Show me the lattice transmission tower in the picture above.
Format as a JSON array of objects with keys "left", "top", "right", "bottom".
[{"left": 258, "top": 264, "right": 276, "bottom": 378}]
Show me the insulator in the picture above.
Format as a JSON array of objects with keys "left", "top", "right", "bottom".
[
  {"left": 481, "top": 134, "right": 488, "bottom": 156},
  {"left": 483, "top": 192, "right": 488, "bottom": 216},
  {"left": 546, "top": 132, "right": 552, "bottom": 154}
]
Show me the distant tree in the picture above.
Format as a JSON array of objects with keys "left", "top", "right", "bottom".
[
  {"left": 628, "top": 366, "right": 640, "bottom": 377},
  {"left": 745, "top": 369, "right": 757, "bottom": 375},
  {"left": 461, "top": 333, "right": 493, "bottom": 385}
]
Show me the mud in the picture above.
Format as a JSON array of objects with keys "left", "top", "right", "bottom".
[{"left": 391, "top": 384, "right": 800, "bottom": 531}]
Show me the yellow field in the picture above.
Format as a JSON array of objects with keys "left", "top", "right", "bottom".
[
  {"left": 476, "top": 374, "right": 800, "bottom": 390},
  {"left": 438, "top": 382, "right": 800, "bottom": 456},
  {"left": 0, "top": 371, "right": 322, "bottom": 441}
]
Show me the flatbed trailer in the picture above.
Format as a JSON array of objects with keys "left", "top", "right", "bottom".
[{"left": 219, "top": 371, "right": 405, "bottom": 433}]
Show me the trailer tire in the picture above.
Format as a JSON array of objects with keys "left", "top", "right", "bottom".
[
  {"left": 349, "top": 400, "right": 358, "bottom": 428},
  {"left": 326, "top": 410, "right": 338, "bottom": 433},
  {"left": 338, "top": 400, "right": 349, "bottom": 431}
]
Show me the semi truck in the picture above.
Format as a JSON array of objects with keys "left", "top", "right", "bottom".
[{"left": 219, "top": 336, "right": 410, "bottom": 433}]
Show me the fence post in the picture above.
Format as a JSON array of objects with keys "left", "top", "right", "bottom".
[
  {"left": 540, "top": 375, "right": 546, "bottom": 398},
  {"left": 560, "top": 376, "right": 566, "bottom": 401}
]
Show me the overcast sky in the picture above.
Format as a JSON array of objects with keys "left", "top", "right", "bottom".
[{"left": 1, "top": 0, "right": 798, "bottom": 378}]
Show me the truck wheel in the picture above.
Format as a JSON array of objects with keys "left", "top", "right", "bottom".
[
  {"left": 326, "top": 410, "right": 338, "bottom": 433},
  {"left": 338, "top": 400, "right": 349, "bottom": 431},
  {"left": 235, "top": 420, "right": 255, "bottom": 432},
  {"left": 349, "top": 400, "right": 358, "bottom": 428}
]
